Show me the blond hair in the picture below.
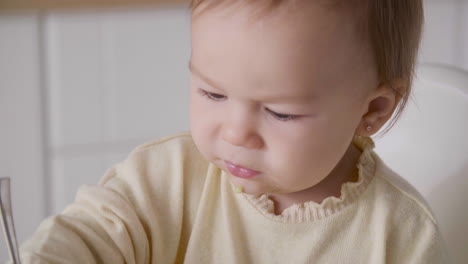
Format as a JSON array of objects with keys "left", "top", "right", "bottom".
[{"left": 189, "top": 0, "right": 424, "bottom": 135}]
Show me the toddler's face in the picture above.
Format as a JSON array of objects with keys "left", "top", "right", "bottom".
[{"left": 189, "top": 2, "right": 378, "bottom": 195}]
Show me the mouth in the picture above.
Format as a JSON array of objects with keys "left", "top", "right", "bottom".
[{"left": 224, "top": 160, "right": 261, "bottom": 179}]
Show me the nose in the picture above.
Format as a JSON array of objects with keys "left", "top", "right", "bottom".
[{"left": 221, "top": 111, "right": 264, "bottom": 150}]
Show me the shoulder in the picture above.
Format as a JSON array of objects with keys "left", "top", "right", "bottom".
[
  {"left": 124, "top": 131, "right": 204, "bottom": 167},
  {"left": 100, "top": 131, "right": 209, "bottom": 187},
  {"left": 368, "top": 153, "right": 451, "bottom": 262},
  {"left": 371, "top": 152, "right": 438, "bottom": 224},
  {"left": 130, "top": 131, "right": 197, "bottom": 156}
]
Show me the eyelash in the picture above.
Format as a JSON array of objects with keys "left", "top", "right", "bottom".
[{"left": 197, "top": 88, "right": 300, "bottom": 122}]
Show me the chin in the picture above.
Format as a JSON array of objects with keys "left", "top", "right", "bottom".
[
  {"left": 228, "top": 177, "right": 267, "bottom": 195},
  {"left": 239, "top": 188, "right": 265, "bottom": 196},
  {"left": 245, "top": 190, "right": 266, "bottom": 196}
]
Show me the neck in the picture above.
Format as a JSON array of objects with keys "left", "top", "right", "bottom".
[{"left": 269, "top": 142, "right": 362, "bottom": 215}]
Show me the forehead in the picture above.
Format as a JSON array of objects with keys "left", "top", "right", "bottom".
[{"left": 190, "top": 2, "right": 370, "bottom": 101}]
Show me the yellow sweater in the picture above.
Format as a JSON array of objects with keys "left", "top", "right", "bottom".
[{"left": 16, "top": 132, "right": 449, "bottom": 263}]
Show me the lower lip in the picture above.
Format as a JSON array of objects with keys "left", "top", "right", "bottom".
[{"left": 224, "top": 161, "right": 261, "bottom": 179}]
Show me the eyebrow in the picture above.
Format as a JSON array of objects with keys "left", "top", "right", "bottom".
[{"left": 188, "top": 60, "right": 317, "bottom": 103}]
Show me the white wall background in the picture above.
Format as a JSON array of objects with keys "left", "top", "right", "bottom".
[{"left": 1, "top": 0, "right": 467, "bottom": 262}]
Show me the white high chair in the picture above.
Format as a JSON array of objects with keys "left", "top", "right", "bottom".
[{"left": 373, "top": 63, "right": 468, "bottom": 263}]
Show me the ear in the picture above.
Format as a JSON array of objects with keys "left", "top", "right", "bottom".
[{"left": 356, "top": 81, "right": 403, "bottom": 136}]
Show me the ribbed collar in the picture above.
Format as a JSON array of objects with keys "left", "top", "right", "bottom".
[{"left": 240, "top": 135, "right": 377, "bottom": 223}]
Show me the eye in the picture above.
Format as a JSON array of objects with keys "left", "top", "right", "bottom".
[
  {"left": 197, "top": 89, "right": 226, "bottom": 101},
  {"left": 266, "top": 108, "right": 300, "bottom": 121}
]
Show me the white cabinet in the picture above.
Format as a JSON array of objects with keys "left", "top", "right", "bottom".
[
  {"left": 43, "top": 9, "right": 191, "bottom": 213},
  {"left": 0, "top": 13, "right": 46, "bottom": 261}
]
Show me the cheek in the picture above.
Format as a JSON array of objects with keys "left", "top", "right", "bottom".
[
  {"left": 190, "top": 98, "right": 215, "bottom": 133},
  {"left": 189, "top": 96, "right": 219, "bottom": 160},
  {"left": 268, "top": 126, "right": 336, "bottom": 185},
  {"left": 190, "top": 118, "right": 215, "bottom": 163},
  {"left": 189, "top": 95, "right": 206, "bottom": 143},
  {"left": 279, "top": 140, "right": 321, "bottom": 171},
  {"left": 189, "top": 90, "right": 207, "bottom": 128}
]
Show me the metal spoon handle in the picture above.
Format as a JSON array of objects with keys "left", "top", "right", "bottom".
[{"left": 0, "top": 177, "right": 21, "bottom": 264}]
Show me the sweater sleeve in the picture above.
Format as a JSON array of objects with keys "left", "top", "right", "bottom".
[
  {"left": 384, "top": 210, "right": 451, "bottom": 264},
  {"left": 15, "top": 134, "right": 207, "bottom": 264},
  {"left": 404, "top": 218, "right": 451, "bottom": 264},
  {"left": 15, "top": 165, "right": 150, "bottom": 264}
]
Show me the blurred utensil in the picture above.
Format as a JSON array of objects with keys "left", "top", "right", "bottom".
[{"left": 0, "top": 177, "right": 21, "bottom": 264}]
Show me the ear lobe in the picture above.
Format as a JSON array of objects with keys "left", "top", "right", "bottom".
[{"left": 356, "top": 83, "right": 399, "bottom": 136}]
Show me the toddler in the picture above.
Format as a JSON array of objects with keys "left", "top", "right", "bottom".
[{"left": 15, "top": 0, "right": 449, "bottom": 263}]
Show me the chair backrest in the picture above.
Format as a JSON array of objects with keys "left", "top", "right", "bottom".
[{"left": 373, "top": 63, "right": 468, "bottom": 263}]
